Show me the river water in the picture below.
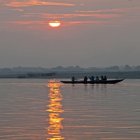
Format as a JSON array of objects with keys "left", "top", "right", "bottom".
[{"left": 0, "top": 79, "right": 140, "bottom": 140}]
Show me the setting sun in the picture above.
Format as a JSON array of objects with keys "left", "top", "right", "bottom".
[{"left": 48, "top": 21, "right": 61, "bottom": 28}]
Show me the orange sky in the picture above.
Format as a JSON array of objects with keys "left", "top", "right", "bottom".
[{"left": 0, "top": 0, "right": 140, "bottom": 67}]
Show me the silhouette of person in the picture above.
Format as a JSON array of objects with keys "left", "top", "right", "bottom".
[
  {"left": 101, "top": 75, "right": 104, "bottom": 81},
  {"left": 90, "top": 76, "right": 94, "bottom": 82},
  {"left": 72, "top": 76, "right": 75, "bottom": 83},
  {"left": 84, "top": 76, "right": 88, "bottom": 83},
  {"left": 104, "top": 76, "right": 107, "bottom": 81},
  {"left": 96, "top": 76, "right": 99, "bottom": 81}
]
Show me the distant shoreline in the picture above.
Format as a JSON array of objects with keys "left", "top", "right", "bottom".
[{"left": 0, "top": 71, "right": 140, "bottom": 79}]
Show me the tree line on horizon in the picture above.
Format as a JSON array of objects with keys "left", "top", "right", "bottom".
[{"left": 0, "top": 65, "right": 140, "bottom": 73}]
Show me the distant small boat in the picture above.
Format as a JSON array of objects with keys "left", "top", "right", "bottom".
[{"left": 61, "top": 79, "right": 124, "bottom": 84}]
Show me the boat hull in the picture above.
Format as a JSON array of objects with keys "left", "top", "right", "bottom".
[{"left": 61, "top": 79, "right": 124, "bottom": 84}]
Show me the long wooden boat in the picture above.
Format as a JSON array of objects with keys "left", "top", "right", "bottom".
[{"left": 61, "top": 79, "right": 124, "bottom": 84}]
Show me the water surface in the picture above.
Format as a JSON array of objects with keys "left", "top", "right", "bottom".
[{"left": 0, "top": 79, "right": 140, "bottom": 140}]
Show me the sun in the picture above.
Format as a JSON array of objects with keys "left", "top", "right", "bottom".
[{"left": 48, "top": 21, "right": 61, "bottom": 28}]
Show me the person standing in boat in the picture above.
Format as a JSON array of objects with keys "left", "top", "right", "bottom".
[{"left": 84, "top": 76, "right": 88, "bottom": 83}]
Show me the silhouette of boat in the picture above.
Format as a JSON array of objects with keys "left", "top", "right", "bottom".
[{"left": 61, "top": 79, "right": 124, "bottom": 84}]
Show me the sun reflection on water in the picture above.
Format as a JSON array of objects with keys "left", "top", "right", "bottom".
[{"left": 47, "top": 80, "right": 64, "bottom": 140}]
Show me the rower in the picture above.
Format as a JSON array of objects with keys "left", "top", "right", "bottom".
[
  {"left": 72, "top": 76, "right": 75, "bottom": 83},
  {"left": 104, "top": 75, "right": 107, "bottom": 81},
  {"left": 96, "top": 76, "right": 99, "bottom": 81},
  {"left": 101, "top": 75, "right": 104, "bottom": 81},
  {"left": 89, "top": 76, "right": 95, "bottom": 82},
  {"left": 84, "top": 76, "right": 88, "bottom": 83}
]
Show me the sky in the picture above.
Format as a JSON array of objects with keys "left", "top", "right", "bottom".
[{"left": 0, "top": 0, "right": 140, "bottom": 68}]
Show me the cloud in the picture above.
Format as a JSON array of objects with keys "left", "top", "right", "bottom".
[
  {"left": 5, "top": 0, "right": 75, "bottom": 8},
  {"left": 8, "top": 20, "right": 108, "bottom": 31},
  {"left": 42, "top": 12, "right": 120, "bottom": 20},
  {"left": 1, "top": 1, "right": 140, "bottom": 30},
  {"left": 3, "top": 8, "right": 123, "bottom": 30}
]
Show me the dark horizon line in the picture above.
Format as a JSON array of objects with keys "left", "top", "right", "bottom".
[{"left": 0, "top": 64, "right": 140, "bottom": 69}]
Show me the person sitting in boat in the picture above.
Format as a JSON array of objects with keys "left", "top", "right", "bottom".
[
  {"left": 89, "top": 76, "right": 95, "bottom": 82},
  {"left": 101, "top": 75, "right": 104, "bottom": 81},
  {"left": 72, "top": 76, "right": 75, "bottom": 83},
  {"left": 84, "top": 76, "right": 88, "bottom": 83},
  {"left": 96, "top": 76, "right": 99, "bottom": 81},
  {"left": 100, "top": 75, "right": 107, "bottom": 81},
  {"left": 104, "top": 75, "right": 107, "bottom": 81}
]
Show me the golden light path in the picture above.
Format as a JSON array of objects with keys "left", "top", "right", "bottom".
[
  {"left": 47, "top": 80, "right": 64, "bottom": 140},
  {"left": 48, "top": 21, "right": 61, "bottom": 28}
]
